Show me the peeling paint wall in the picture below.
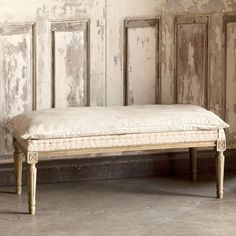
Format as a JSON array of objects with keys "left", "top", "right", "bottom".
[
  {"left": 1, "top": 0, "right": 236, "bottom": 159},
  {"left": 51, "top": 21, "right": 89, "bottom": 107},
  {"left": 175, "top": 16, "right": 208, "bottom": 107},
  {"left": 0, "top": 25, "right": 33, "bottom": 156},
  {"left": 225, "top": 18, "right": 236, "bottom": 146}
]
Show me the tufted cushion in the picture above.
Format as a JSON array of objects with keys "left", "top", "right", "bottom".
[{"left": 12, "top": 105, "right": 229, "bottom": 140}]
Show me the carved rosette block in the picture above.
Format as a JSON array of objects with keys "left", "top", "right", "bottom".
[
  {"left": 217, "top": 140, "right": 226, "bottom": 152},
  {"left": 26, "top": 152, "right": 38, "bottom": 164}
]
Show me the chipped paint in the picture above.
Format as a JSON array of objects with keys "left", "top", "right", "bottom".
[
  {"left": 126, "top": 26, "right": 157, "bottom": 105},
  {"left": 208, "top": 13, "right": 224, "bottom": 118},
  {"left": 0, "top": 32, "right": 32, "bottom": 155},
  {"left": 3, "top": 0, "right": 236, "bottom": 157},
  {"left": 180, "top": 0, "right": 195, "bottom": 11},
  {"left": 161, "top": 14, "right": 175, "bottom": 104},
  {"left": 176, "top": 18, "right": 207, "bottom": 108},
  {"left": 215, "top": 24, "right": 222, "bottom": 51},
  {"left": 226, "top": 22, "right": 236, "bottom": 144},
  {"left": 54, "top": 29, "right": 87, "bottom": 107},
  {"left": 223, "top": 0, "right": 234, "bottom": 11}
]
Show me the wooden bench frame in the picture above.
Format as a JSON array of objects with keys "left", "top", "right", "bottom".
[{"left": 13, "top": 133, "right": 226, "bottom": 215}]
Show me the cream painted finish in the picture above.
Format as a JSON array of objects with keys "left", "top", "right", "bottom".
[
  {"left": 1, "top": 0, "right": 236, "bottom": 158},
  {"left": 13, "top": 129, "right": 226, "bottom": 214}
]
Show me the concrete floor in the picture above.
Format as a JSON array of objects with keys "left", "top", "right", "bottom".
[{"left": 0, "top": 173, "right": 236, "bottom": 236}]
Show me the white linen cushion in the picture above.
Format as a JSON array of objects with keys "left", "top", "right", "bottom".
[{"left": 12, "top": 105, "right": 229, "bottom": 140}]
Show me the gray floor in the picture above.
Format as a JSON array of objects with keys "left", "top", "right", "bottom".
[{"left": 0, "top": 173, "right": 236, "bottom": 236}]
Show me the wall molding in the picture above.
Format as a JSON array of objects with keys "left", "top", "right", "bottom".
[
  {"left": 0, "top": 22, "right": 36, "bottom": 110},
  {"left": 123, "top": 17, "right": 160, "bottom": 105},
  {"left": 223, "top": 15, "right": 236, "bottom": 147},
  {"left": 174, "top": 15, "right": 209, "bottom": 108},
  {"left": 50, "top": 20, "right": 90, "bottom": 108},
  {"left": 0, "top": 22, "right": 36, "bottom": 155}
]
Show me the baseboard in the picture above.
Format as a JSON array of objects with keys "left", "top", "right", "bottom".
[{"left": 0, "top": 149, "right": 236, "bottom": 186}]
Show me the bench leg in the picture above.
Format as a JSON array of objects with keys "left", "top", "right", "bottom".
[
  {"left": 216, "top": 150, "right": 225, "bottom": 199},
  {"left": 14, "top": 149, "right": 23, "bottom": 195},
  {"left": 189, "top": 148, "right": 197, "bottom": 181},
  {"left": 26, "top": 152, "right": 38, "bottom": 215}
]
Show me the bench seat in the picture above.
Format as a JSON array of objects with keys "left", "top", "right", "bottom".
[
  {"left": 15, "top": 130, "right": 220, "bottom": 153},
  {"left": 12, "top": 105, "right": 229, "bottom": 215}
]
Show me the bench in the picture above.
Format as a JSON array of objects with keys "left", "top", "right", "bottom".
[{"left": 12, "top": 105, "right": 229, "bottom": 215}]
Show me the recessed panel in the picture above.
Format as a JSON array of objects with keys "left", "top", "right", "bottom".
[
  {"left": 0, "top": 25, "right": 33, "bottom": 155},
  {"left": 175, "top": 17, "right": 208, "bottom": 107},
  {"left": 124, "top": 19, "right": 159, "bottom": 106},
  {"left": 127, "top": 27, "right": 157, "bottom": 105},
  {"left": 51, "top": 21, "right": 89, "bottom": 108},
  {"left": 225, "top": 22, "right": 236, "bottom": 145}
]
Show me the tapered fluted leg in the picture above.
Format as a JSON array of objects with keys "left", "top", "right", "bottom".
[
  {"left": 26, "top": 152, "right": 38, "bottom": 215},
  {"left": 14, "top": 150, "right": 23, "bottom": 195},
  {"left": 28, "top": 163, "right": 37, "bottom": 215},
  {"left": 216, "top": 151, "right": 225, "bottom": 199},
  {"left": 189, "top": 148, "right": 197, "bottom": 181}
]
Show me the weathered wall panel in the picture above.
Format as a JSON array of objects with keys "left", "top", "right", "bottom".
[
  {"left": 124, "top": 19, "right": 159, "bottom": 105},
  {"left": 224, "top": 16, "right": 236, "bottom": 147},
  {"left": 106, "top": 0, "right": 158, "bottom": 106},
  {"left": 175, "top": 16, "right": 208, "bottom": 108},
  {"left": 51, "top": 21, "right": 89, "bottom": 108},
  {"left": 0, "top": 24, "right": 34, "bottom": 155},
  {"left": 208, "top": 13, "right": 224, "bottom": 118},
  {"left": 1, "top": 0, "right": 236, "bottom": 161},
  {"left": 0, "top": 0, "right": 106, "bottom": 158},
  {"left": 34, "top": 0, "right": 106, "bottom": 110}
]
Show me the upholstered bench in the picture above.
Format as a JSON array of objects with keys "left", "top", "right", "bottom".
[{"left": 12, "top": 105, "right": 229, "bottom": 215}]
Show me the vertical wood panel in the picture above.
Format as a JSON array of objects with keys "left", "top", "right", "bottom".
[
  {"left": 161, "top": 14, "right": 175, "bottom": 105},
  {"left": 208, "top": 13, "right": 224, "bottom": 118},
  {"left": 224, "top": 16, "right": 236, "bottom": 147},
  {"left": 0, "top": 23, "right": 35, "bottom": 155},
  {"left": 51, "top": 21, "right": 89, "bottom": 108},
  {"left": 124, "top": 18, "right": 159, "bottom": 105},
  {"left": 175, "top": 16, "right": 208, "bottom": 108}
]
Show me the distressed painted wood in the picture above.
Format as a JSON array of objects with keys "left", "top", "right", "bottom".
[
  {"left": 106, "top": 0, "right": 158, "bottom": 105},
  {"left": 175, "top": 16, "right": 208, "bottom": 108},
  {"left": 1, "top": 0, "right": 236, "bottom": 160},
  {"left": 216, "top": 138, "right": 226, "bottom": 199},
  {"left": 28, "top": 163, "right": 37, "bottom": 215},
  {"left": 26, "top": 151, "right": 38, "bottom": 215},
  {"left": 224, "top": 15, "right": 236, "bottom": 147},
  {"left": 34, "top": 0, "right": 106, "bottom": 110},
  {"left": 13, "top": 126, "right": 225, "bottom": 214},
  {"left": 161, "top": 13, "right": 175, "bottom": 104},
  {"left": 216, "top": 150, "right": 225, "bottom": 199},
  {"left": 208, "top": 13, "right": 224, "bottom": 118},
  {"left": 51, "top": 21, "right": 89, "bottom": 108},
  {"left": 0, "top": 23, "right": 35, "bottom": 156},
  {"left": 124, "top": 18, "right": 159, "bottom": 105}
]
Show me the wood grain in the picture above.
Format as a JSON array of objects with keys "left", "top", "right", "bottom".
[
  {"left": 175, "top": 16, "right": 208, "bottom": 108},
  {"left": 223, "top": 15, "right": 236, "bottom": 148}
]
